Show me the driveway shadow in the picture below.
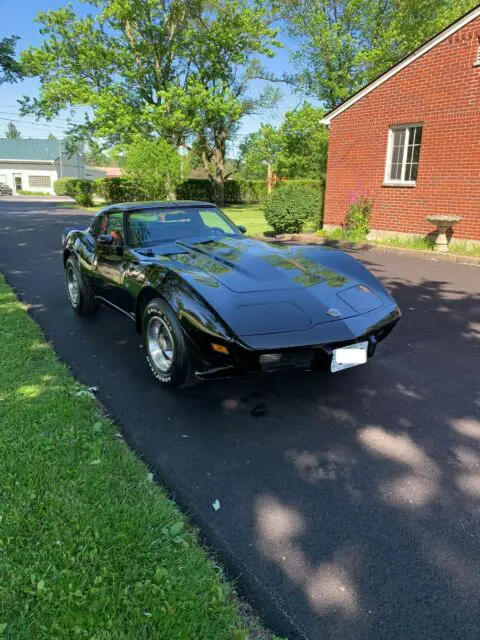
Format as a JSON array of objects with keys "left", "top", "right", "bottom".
[{"left": 1, "top": 201, "right": 480, "bottom": 639}]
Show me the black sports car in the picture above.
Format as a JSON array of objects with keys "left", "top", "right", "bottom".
[{"left": 62, "top": 200, "right": 400, "bottom": 387}]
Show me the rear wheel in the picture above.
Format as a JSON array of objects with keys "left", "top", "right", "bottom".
[
  {"left": 142, "top": 298, "right": 190, "bottom": 388},
  {"left": 65, "top": 256, "right": 99, "bottom": 315}
]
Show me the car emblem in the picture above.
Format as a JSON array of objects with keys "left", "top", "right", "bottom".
[{"left": 326, "top": 308, "right": 342, "bottom": 318}]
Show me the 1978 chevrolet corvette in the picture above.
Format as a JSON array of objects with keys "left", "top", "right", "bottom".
[{"left": 62, "top": 200, "right": 400, "bottom": 387}]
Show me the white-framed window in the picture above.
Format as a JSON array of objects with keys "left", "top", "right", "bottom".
[
  {"left": 475, "top": 42, "right": 480, "bottom": 66},
  {"left": 384, "top": 124, "right": 423, "bottom": 185},
  {"left": 28, "top": 175, "right": 51, "bottom": 188}
]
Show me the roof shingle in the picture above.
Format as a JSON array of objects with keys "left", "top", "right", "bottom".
[{"left": 0, "top": 138, "right": 69, "bottom": 161}]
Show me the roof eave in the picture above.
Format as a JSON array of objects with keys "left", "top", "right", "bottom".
[{"left": 0, "top": 158, "right": 56, "bottom": 163}]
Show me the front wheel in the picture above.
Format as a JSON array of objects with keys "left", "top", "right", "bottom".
[
  {"left": 65, "top": 256, "right": 99, "bottom": 315},
  {"left": 142, "top": 298, "right": 190, "bottom": 388}
]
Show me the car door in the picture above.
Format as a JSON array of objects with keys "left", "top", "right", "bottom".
[{"left": 92, "top": 211, "right": 134, "bottom": 314}]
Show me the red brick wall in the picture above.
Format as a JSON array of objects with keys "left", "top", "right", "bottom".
[{"left": 324, "top": 17, "right": 480, "bottom": 240}]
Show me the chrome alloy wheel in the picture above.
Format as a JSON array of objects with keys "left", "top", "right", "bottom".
[
  {"left": 66, "top": 265, "right": 80, "bottom": 307},
  {"left": 146, "top": 316, "right": 175, "bottom": 373}
]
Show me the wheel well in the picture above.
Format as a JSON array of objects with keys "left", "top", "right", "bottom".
[
  {"left": 63, "top": 249, "right": 72, "bottom": 266},
  {"left": 135, "top": 287, "right": 165, "bottom": 333}
]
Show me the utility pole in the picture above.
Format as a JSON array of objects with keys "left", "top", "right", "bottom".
[{"left": 59, "top": 141, "right": 64, "bottom": 178}]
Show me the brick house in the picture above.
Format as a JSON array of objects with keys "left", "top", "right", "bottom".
[{"left": 321, "top": 4, "right": 480, "bottom": 241}]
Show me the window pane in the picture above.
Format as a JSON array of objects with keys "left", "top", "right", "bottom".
[
  {"left": 390, "top": 163, "right": 401, "bottom": 180},
  {"left": 28, "top": 175, "right": 51, "bottom": 187},
  {"left": 393, "top": 129, "right": 406, "bottom": 147},
  {"left": 389, "top": 128, "right": 407, "bottom": 180},
  {"left": 388, "top": 125, "right": 422, "bottom": 183},
  {"left": 126, "top": 207, "right": 239, "bottom": 247},
  {"left": 105, "top": 212, "right": 124, "bottom": 244}
]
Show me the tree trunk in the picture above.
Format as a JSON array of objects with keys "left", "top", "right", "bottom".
[
  {"left": 214, "top": 141, "right": 225, "bottom": 207},
  {"left": 165, "top": 175, "right": 176, "bottom": 201},
  {"left": 267, "top": 162, "right": 274, "bottom": 193}
]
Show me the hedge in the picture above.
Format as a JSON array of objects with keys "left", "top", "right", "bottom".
[
  {"left": 94, "top": 177, "right": 146, "bottom": 204},
  {"left": 170, "top": 178, "right": 321, "bottom": 204},
  {"left": 55, "top": 176, "right": 324, "bottom": 206},
  {"left": 176, "top": 179, "right": 215, "bottom": 202}
]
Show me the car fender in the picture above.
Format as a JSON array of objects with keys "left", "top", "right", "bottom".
[{"left": 135, "top": 271, "right": 233, "bottom": 348}]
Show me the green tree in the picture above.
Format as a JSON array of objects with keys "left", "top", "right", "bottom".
[
  {"left": 119, "top": 138, "right": 185, "bottom": 200},
  {"left": 179, "top": 0, "right": 282, "bottom": 204},
  {"left": 239, "top": 124, "right": 283, "bottom": 188},
  {"left": 19, "top": 0, "right": 281, "bottom": 205},
  {"left": 0, "top": 36, "right": 22, "bottom": 84},
  {"left": 20, "top": 1, "right": 201, "bottom": 148},
  {"left": 240, "top": 103, "right": 328, "bottom": 181},
  {"left": 280, "top": 0, "right": 477, "bottom": 109},
  {"left": 47, "top": 133, "right": 57, "bottom": 140},
  {"left": 5, "top": 121, "right": 22, "bottom": 139},
  {"left": 280, "top": 103, "right": 328, "bottom": 178}
]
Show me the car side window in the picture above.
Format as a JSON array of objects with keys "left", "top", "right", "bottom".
[
  {"left": 101, "top": 212, "right": 124, "bottom": 245},
  {"left": 90, "top": 215, "right": 103, "bottom": 238}
]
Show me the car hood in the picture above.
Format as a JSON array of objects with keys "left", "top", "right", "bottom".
[
  {"left": 173, "top": 237, "right": 355, "bottom": 292},
  {"left": 146, "top": 236, "right": 396, "bottom": 336}
]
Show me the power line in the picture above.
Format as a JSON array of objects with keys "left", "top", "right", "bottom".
[
  {"left": 0, "top": 116, "right": 72, "bottom": 132},
  {"left": 0, "top": 109, "right": 87, "bottom": 127}
]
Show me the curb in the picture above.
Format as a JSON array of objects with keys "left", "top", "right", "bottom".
[{"left": 253, "top": 234, "right": 480, "bottom": 266}]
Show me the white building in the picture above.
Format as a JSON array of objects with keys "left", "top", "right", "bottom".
[{"left": 0, "top": 139, "right": 105, "bottom": 195}]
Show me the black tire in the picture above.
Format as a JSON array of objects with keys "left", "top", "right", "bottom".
[
  {"left": 142, "top": 298, "right": 190, "bottom": 388},
  {"left": 65, "top": 256, "right": 99, "bottom": 315}
]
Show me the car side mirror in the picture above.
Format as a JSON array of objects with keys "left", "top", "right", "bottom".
[
  {"left": 237, "top": 225, "right": 247, "bottom": 234},
  {"left": 98, "top": 234, "right": 114, "bottom": 245}
]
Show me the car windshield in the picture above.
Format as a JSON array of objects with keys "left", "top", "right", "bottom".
[{"left": 126, "top": 207, "right": 240, "bottom": 248}]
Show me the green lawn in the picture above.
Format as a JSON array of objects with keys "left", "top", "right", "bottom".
[
  {"left": 0, "top": 275, "right": 265, "bottom": 639},
  {"left": 222, "top": 205, "right": 272, "bottom": 237}
]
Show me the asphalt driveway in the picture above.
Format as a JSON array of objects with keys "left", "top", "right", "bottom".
[{"left": 1, "top": 199, "right": 479, "bottom": 640}]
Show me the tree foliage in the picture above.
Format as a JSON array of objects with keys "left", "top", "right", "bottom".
[
  {"left": 280, "top": 0, "right": 477, "bottom": 109},
  {"left": 5, "top": 122, "right": 22, "bottom": 139},
  {"left": 240, "top": 103, "right": 328, "bottom": 180},
  {"left": 119, "top": 138, "right": 186, "bottom": 200},
  {"left": 0, "top": 36, "right": 22, "bottom": 85},
  {"left": 20, "top": 0, "right": 281, "bottom": 205},
  {"left": 239, "top": 124, "right": 283, "bottom": 182}
]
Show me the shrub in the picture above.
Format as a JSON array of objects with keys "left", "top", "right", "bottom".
[
  {"left": 64, "top": 179, "right": 95, "bottom": 207},
  {"left": 344, "top": 193, "right": 373, "bottom": 239},
  {"left": 74, "top": 180, "right": 95, "bottom": 207},
  {"left": 53, "top": 177, "right": 76, "bottom": 196},
  {"left": 264, "top": 184, "right": 323, "bottom": 235},
  {"left": 95, "top": 177, "right": 145, "bottom": 204}
]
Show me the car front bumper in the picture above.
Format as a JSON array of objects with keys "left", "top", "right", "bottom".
[{"left": 194, "top": 304, "right": 401, "bottom": 380}]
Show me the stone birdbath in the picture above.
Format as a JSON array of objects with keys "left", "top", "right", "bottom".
[{"left": 426, "top": 215, "right": 462, "bottom": 253}]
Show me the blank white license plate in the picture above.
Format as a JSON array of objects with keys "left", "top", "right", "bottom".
[{"left": 331, "top": 341, "right": 368, "bottom": 373}]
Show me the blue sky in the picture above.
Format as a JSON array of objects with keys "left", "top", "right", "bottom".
[{"left": 0, "top": 0, "right": 309, "bottom": 153}]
